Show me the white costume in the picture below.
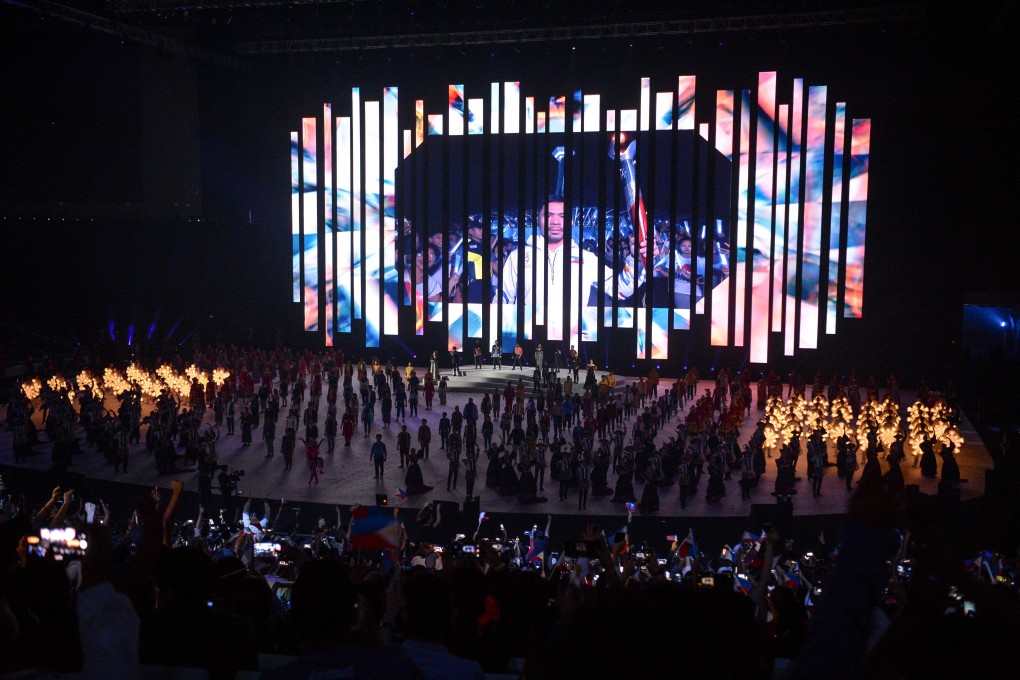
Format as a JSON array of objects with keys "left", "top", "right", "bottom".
[{"left": 501, "top": 235, "right": 633, "bottom": 342}]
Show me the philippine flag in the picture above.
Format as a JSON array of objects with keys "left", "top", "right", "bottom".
[
  {"left": 676, "top": 530, "right": 699, "bottom": 559},
  {"left": 779, "top": 569, "right": 803, "bottom": 589},
  {"left": 741, "top": 530, "right": 764, "bottom": 546},
  {"left": 734, "top": 575, "right": 754, "bottom": 595},
  {"left": 348, "top": 505, "right": 401, "bottom": 551}
]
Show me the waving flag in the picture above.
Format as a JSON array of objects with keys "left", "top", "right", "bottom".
[
  {"left": 525, "top": 534, "right": 548, "bottom": 564},
  {"left": 396, "top": 488, "right": 408, "bottom": 500},
  {"left": 676, "top": 529, "right": 699, "bottom": 559},
  {"left": 734, "top": 575, "right": 754, "bottom": 595},
  {"left": 778, "top": 568, "right": 803, "bottom": 589},
  {"left": 741, "top": 530, "right": 764, "bottom": 547},
  {"left": 348, "top": 505, "right": 400, "bottom": 551}
]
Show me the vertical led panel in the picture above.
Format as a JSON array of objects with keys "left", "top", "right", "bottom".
[
  {"left": 524, "top": 97, "right": 534, "bottom": 134},
  {"left": 325, "top": 228, "right": 334, "bottom": 345},
  {"left": 714, "top": 92, "right": 735, "bottom": 157},
  {"left": 352, "top": 88, "right": 362, "bottom": 321},
  {"left": 568, "top": 218, "right": 581, "bottom": 349},
  {"left": 784, "top": 79, "right": 804, "bottom": 356},
  {"left": 448, "top": 84, "right": 465, "bottom": 136},
  {"left": 825, "top": 102, "right": 846, "bottom": 335},
  {"left": 773, "top": 104, "right": 789, "bottom": 333},
  {"left": 635, "top": 312, "right": 647, "bottom": 359},
  {"left": 447, "top": 306, "right": 464, "bottom": 352},
  {"left": 655, "top": 92, "right": 673, "bottom": 130},
  {"left": 403, "top": 130, "right": 411, "bottom": 158},
  {"left": 579, "top": 120, "right": 599, "bottom": 345},
  {"left": 690, "top": 128, "right": 710, "bottom": 322},
  {"left": 415, "top": 99, "right": 424, "bottom": 147},
  {"left": 583, "top": 94, "right": 600, "bottom": 132},
  {"left": 537, "top": 111, "right": 546, "bottom": 134},
  {"left": 606, "top": 109, "right": 616, "bottom": 132},
  {"left": 448, "top": 132, "right": 465, "bottom": 348},
  {"left": 639, "top": 77, "right": 650, "bottom": 131},
  {"left": 733, "top": 90, "right": 751, "bottom": 348},
  {"left": 710, "top": 91, "right": 733, "bottom": 346},
  {"left": 467, "top": 97, "right": 487, "bottom": 134},
  {"left": 572, "top": 90, "right": 583, "bottom": 132},
  {"left": 467, "top": 304, "right": 483, "bottom": 338},
  {"left": 549, "top": 96, "right": 565, "bottom": 133},
  {"left": 427, "top": 115, "right": 444, "bottom": 135},
  {"left": 844, "top": 118, "right": 870, "bottom": 319},
  {"left": 677, "top": 76, "right": 696, "bottom": 130},
  {"left": 290, "top": 131, "right": 300, "bottom": 304},
  {"left": 799, "top": 85, "right": 827, "bottom": 350},
  {"left": 488, "top": 304, "right": 501, "bottom": 362},
  {"left": 490, "top": 82, "right": 500, "bottom": 133},
  {"left": 543, "top": 207, "right": 562, "bottom": 341},
  {"left": 620, "top": 109, "right": 637, "bottom": 132},
  {"left": 650, "top": 308, "right": 668, "bottom": 360},
  {"left": 363, "top": 100, "right": 381, "bottom": 347},
  {"left": 503, "top": 82, "right": 520, "bottom": 134},
  {"left": 468, "top": 98, "right": 485, "bottom": 135},
  {"left": 324, "top": 103, "right": 334, "bottom": 347},
  {"left": 749, "top": 72, "right": 776, "bottom": 364},
  {"left": 383, "top": 87, "right": 400, "bottom": 336},
  {"left": 337, "top": 117, "right": 353, "bottom": 334},
  {"left": 699, "top": 122, "right": 709, "bottom": 141},
  {"left": 301, "top": 116, "right": 319, "bottom": 332}
]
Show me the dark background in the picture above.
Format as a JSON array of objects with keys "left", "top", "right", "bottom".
[{"left": 1, "top": 1, "right": 1017, "bottom": 389}]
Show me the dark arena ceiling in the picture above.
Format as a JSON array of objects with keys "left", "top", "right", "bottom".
[{"left": 3, "top": 1, "right": 948, "bottom": 63}]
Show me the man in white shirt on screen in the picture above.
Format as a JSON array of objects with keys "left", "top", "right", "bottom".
[{"left": 500, "top": 199, "right": 634, "bottom": 342}]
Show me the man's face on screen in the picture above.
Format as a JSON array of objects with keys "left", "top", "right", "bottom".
[{"left": 542, "top": 201, "right": 565, "bottom": 244}]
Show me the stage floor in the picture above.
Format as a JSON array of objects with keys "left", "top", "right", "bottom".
[{"left": 0, "top": 370, "right": 993, "bottom": 518}]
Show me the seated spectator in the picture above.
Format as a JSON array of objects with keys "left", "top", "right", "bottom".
[
  {"left": 401, "top": 570, "right": 484, "bottom": 680},
  {"left": 264, "top": 559, "right": 423, "bottom": 680},
  {"left": 139, "top": 546, "right": 259, "bottom": 680}
]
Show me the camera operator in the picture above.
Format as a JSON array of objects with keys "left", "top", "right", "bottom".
[{"left": 217, "top": 465, "right": 242, "bottom": 520}]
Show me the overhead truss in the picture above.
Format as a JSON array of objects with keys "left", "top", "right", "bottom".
[{"left": 236, "top": 4, "right": 925, "bottom": 54}]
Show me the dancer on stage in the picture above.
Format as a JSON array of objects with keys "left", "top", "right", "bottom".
[{"left": 301, "top": 436, "right": 324, "bottom": 487}]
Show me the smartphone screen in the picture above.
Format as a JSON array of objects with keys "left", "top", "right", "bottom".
[
  {"left": 26, "top": 527, "right": 87, "bottom": 561},
  {"left": 273, "top": 583, "right": 293, "bottom": 609}
]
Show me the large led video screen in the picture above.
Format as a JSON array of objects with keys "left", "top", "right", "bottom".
[{"left": 290, "top": 71, "right": 870, "bottom": 362}]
